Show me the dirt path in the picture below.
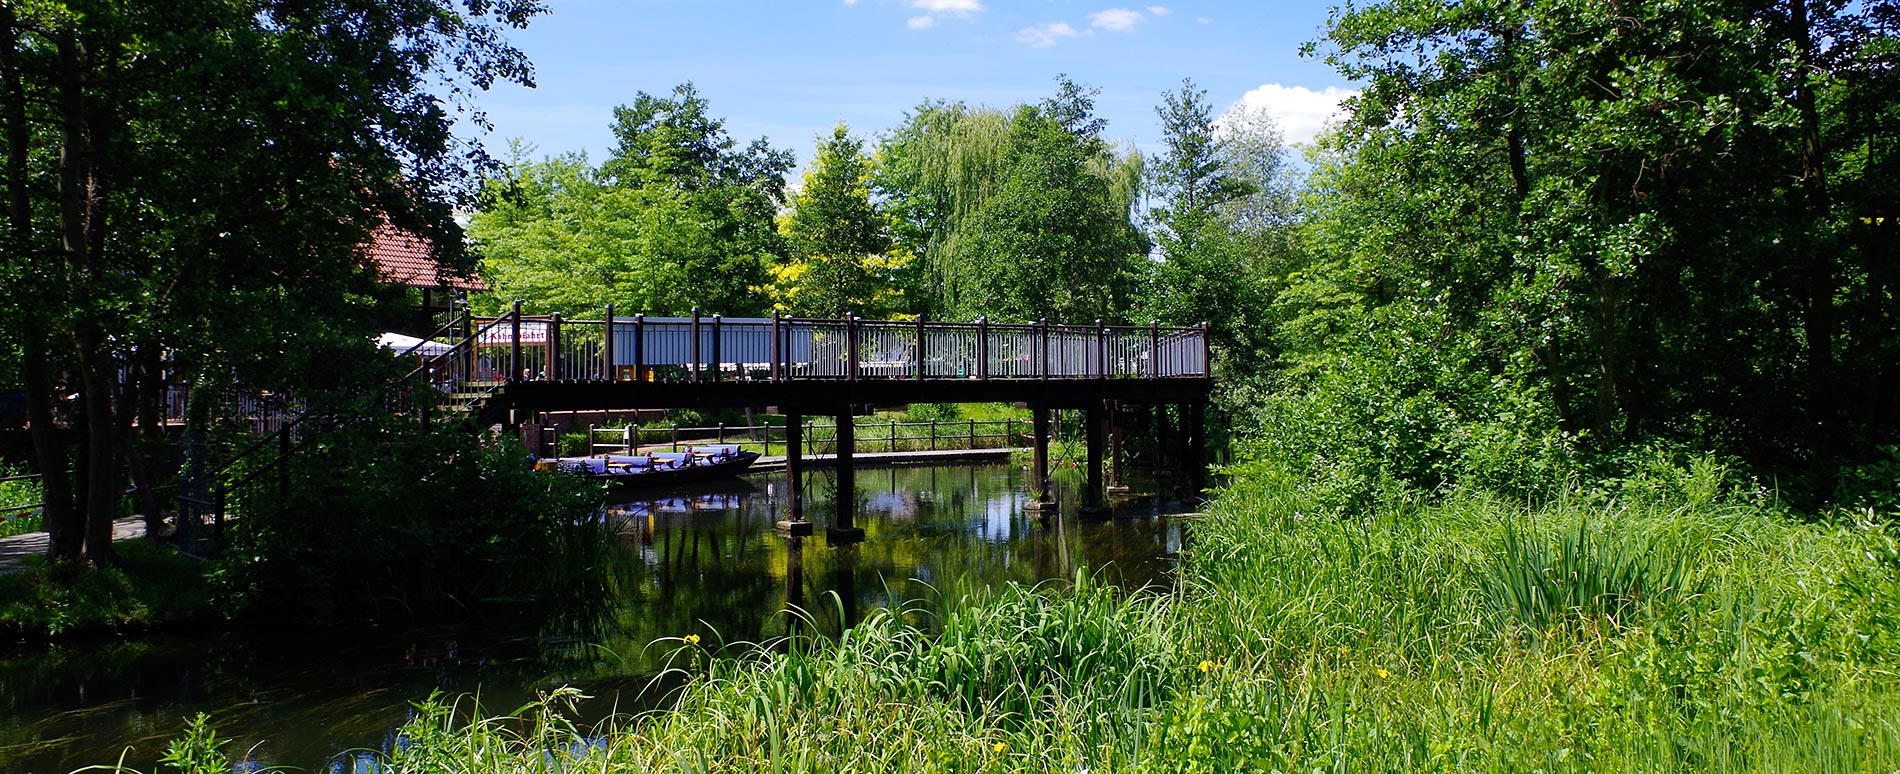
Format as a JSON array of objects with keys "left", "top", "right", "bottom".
[{"left": 0, "top": 516, "right": 148, "bottom": 575}]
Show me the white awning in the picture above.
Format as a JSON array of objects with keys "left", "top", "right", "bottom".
[{"left": 376, "top": 332, "right": 454, "bottom": 357}]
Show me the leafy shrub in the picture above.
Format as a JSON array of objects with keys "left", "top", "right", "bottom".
[
  {"left": 903, "top": 402, "right": 961, "bottom": 422},
  {"left": 210, "top": 424, "right": 609, "bottom": 623}
]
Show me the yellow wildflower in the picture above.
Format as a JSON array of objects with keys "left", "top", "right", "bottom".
[
  {"left": 684, "top": 634, "right": 701, "bottom": 645},
  {"left": 1375, "top": 667, "right": 1390, "bottom": 679},
  {"left": 992, "top": 741, "right": 1009, "bottom": 754},
  {"left": 1197, "top": 660, "right": 1217, "bottom": 673}
]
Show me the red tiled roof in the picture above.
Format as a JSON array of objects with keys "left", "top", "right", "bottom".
[{"left": 362, "top": 222, "right": 487, "bottom": 291}]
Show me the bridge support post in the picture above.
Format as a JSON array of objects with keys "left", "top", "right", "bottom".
[
  {"left": 829, "top": 409, "right": 865, "bottom": 544},
  {"left": 1079, "top": 404, "right": 1110, "bottom": 520},
  {"left": 1107, "top": 400, "right": 1129, "bottom": 495},
  {"left": 777, "top": 412, "right": 812, "bottom": 536},
  {"left": 1024, "top": 404, "right": 1052, "bottom": 514},
  {"left": 1182, "top": 400, "right": 1207, "bottom": 504}
]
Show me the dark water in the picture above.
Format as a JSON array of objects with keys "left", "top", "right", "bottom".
[{"left": 0, "top": 463, "right": 1190, "bottom": 773}]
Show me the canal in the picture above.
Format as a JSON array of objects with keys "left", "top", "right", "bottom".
[{"left": 0, "top": 462, "right": 1193, "bottom": 772}]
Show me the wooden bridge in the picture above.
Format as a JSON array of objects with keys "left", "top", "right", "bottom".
[{"left": 411, "top": 305, "right": 1213, "bottom": 542}]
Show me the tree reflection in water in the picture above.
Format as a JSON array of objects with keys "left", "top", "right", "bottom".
[{"left": 0, "top": 463, "right": 1190, "bottom": 773}]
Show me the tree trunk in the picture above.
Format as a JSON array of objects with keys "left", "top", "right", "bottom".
[
  {"left": 3, "top": 11, "right": 81, "bottom": 562},
  {"left": 57, "top": 28, "right": 119, "bottom": 567},
  {"left": 1787, "top": 0, "right": 1838, "bottom": 460}
]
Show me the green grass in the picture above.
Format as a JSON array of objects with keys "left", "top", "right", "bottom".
[
  {"left": 141, "top": 454, "right": 1900, "bottom": 771},
  {"left": 0, "top": 464, "right": 43, "bottom": 538}
]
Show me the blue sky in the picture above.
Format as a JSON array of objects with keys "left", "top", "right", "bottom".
[{"left": 472, "top": 1, "right": 1357, "bottom": 170}]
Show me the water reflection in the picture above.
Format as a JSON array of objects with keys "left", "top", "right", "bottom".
[{"left": 0, "top": 463, "right": 1188, "bottom": 773}]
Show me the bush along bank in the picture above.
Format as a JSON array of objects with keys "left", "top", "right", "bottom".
[
  {"left": 138, "top": 455, "right": 1900, "bottom": 772},
  {"left": 1, "top": 425, "right": 609, "bottom": 641}
]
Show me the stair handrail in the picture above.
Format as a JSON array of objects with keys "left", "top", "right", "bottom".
[{"left": 183, "top": 306, "right": 517, "bottom": 552}]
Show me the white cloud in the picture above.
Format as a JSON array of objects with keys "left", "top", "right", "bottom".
[
  {"left": 843, "top": 0, "right": 859, "bottom": 5},
  {"left": 1089, "top": 8, "right": 1144, "bottom": 31},
  {"left": 1195, "top": 16, "right": 1211, "bottom": 23},
  {"left": 907, "top": 15, "right": 936, "bottom": 29},
  {"left": 908, "top": 0, "right": 983, "bottom": 15},
  {"left": 1016, "top": 21, "right": 1088, "bottom": 47},
  {"left": 1147, "top": 5, "right": 1170, "bottom": 15},
  {"left": 1222, "top": 83, "right": 1358, "bottom": 146}
]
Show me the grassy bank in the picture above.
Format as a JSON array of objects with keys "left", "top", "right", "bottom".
[{"left": 150, "top": 455, "right": 1900, "bottom": 772}]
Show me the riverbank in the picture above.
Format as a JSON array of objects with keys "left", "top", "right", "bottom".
[{"left": 342, "top": 454, "right": 1900, "bottom": 772}]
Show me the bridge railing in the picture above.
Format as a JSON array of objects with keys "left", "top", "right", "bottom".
[{"left": 460, "top": 308, "right": 1209, "bottom": 384}]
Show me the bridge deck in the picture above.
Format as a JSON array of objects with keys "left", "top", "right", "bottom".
[{"left": 421, "top": 310, "right": 1214, "bottom": 416}]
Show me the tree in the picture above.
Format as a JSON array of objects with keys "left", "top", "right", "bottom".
[
  {"left": 947, "top": 78, "right": 1147, "bottom": 323},
  {"left": 873, "top": 100, "right": 1011, "bottom": 317},
  {"left": 472, "top": 84, "right": 793, "bottom": 317},
  {"left": 771, "top": 124, "right": 909, "bottom": 318},
  {"left": 0, "top": 0, "right": 540, "bottom": 567},
  {"left": 1268, "top": 0, "right": 1900, "bottom": 500}
]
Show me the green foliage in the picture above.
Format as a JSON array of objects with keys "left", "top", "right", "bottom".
[
  {"left": 902, "top": 402, "right": 961, "bottom": 422},
  {"left": 159, "top": 714, "right": 229, "bottom": 774},
  {"left": 771, "top": 124, "right": 910, "bottom": 318},
  {"left": 0, "top": 462, "right": 41, "bottom": 538},
  {"left": 210, "top": 424, "right": 609, "bottom": 622},
  {"left": 955, "top": 83, "right": 1148, "bottom": 323},
  {"left": 0, "top": 541, "right": 213, "bottom": 638},
  {"left": 1275, "top": 0, "right": 1900, "bottom": 503},
  {"left": 471, "top": 84, "right": 793, "bottom": 317},
  {"left": 874, "top": 80, "right": 1147, "bottom": 323},
  {"left": 1480, "top": 522, "right": 1692, "bottom": 631}
]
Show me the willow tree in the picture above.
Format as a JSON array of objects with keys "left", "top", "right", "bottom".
[{"left": 876, "top": 79, "right": 1146, "bottom": 323}]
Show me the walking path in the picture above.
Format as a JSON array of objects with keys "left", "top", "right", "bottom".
[
  {"left": 0, "top": 516, "right": 148, "bottom": 575},
  {"left": 750, "top": 447, "right": 1020, "bottom": 472}
]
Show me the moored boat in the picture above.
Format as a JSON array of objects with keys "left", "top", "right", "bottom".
[{"left": 535, "top": 444, "right": 761, "bottom": 489}]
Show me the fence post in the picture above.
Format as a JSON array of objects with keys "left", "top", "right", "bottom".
[
  {"left": 603, "top": 304, "right": 615, "bottom": 381},
  {"left": 1039, "top": 318, "right": 1049, "bottom": 379},
  {"left": 969, "top": 418, "right": 976, "bottom": 449},
  {"left": 771, "top": 310, "right": 782, "bottom": 382},
  {"left": 1150, "top": 321, "right": 1160, "bottom": 377},
  {"left": 671, "top": 424, "right": 680, "bottom": 452},
  {"left": 547, "top": 312, "right": 562, "bottom": 380},
  {"left": 460, "top": 308, "right": 474, "bottom": 385},
  {"left": 915, "top": 314, "right": 926, "bottom": 379},
  {"left": 712, "top": 315, "right": 725, "bottom": 382},
  {"left": 765, "top": 421, "right": 773, "bottom": 456},
  {"left": 717, "top": 422, "right": 726, "bottom": 444},
  {"left": 889, "top": 420, "right": 897, "bottom": 453},
  {"left": 278, "top": 426, "right": 290, "bottom": 501},
  {"left": 1201, "top": 322, "right": 1211, "bottom": 377},
  {"left": 509, "top": 300, "right": 523, "bottom": 383},
  {"left": 976, "top": 317, "right": 989, "bottom": 380},
  {"left": 847, "top": 312, "right": 860, "bottom": 382},
  {"left": 930, "top": 420, "right": 938, "bottom": 451},
  {"left": 633, "top": 314, "right": 646, "bottom": 382},
  {"left": 1096, "top": 318, "right": 1107, "bottom": 380},
  {"left": 691, "top": 307, "right": 702, "bottom": 382},
  {"left": 214, "top": 487, "right": 226, "bottom": 554}
]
